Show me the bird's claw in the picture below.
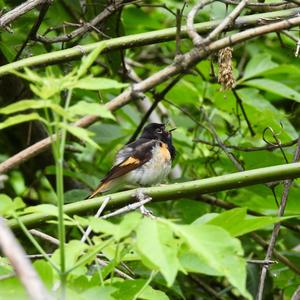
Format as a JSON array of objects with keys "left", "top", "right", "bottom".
[{"left": 139, "top": 205, "right": 155, "bottom": 218}]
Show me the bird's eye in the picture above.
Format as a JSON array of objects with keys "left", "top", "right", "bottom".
[{"left": 156, "top": 128, "right": 163, "bottom": 133}]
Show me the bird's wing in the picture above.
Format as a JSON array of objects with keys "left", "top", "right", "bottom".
[{"left": 87, "top": 140, "right": 157, "bottom": 198}]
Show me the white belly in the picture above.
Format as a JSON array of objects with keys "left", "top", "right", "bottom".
[{"left": 124, "top": 145, "right": 171, "bottom": 186}]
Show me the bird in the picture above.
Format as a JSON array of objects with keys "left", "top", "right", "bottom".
[{"left": 87, "top": 123, "right": 176, "bottom": 199}]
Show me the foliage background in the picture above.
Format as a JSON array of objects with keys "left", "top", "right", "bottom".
[{"left": 0, "top": 0, "right": 300, "bottom": 299}]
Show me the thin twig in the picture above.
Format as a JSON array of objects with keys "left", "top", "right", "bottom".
[
  {"left": 81, "top": 196, "right": 110, "bottom": 243},
  {"left": 0, "top": 218, "right": 53, "bottom": 300},
  {"left": 0, "top": 0, "right": 49, "bottom": 28},
  {"left": 36, "top": 0, "right": 134, "bottom": 43},
  {"left": 247, "top": 259, "right": 277, "bottom": 265},
  {"left": 29, "top": 229, "right": 59, "bottom": 245},
  {"left": 251, "top": 233, "right": 300, "bottom": 276},
  {"left": 217, "top": 0, "right": 296, "bottom": 12},
  {"left": 96, "top": 258, "right": 134, "bottom": 280},
  {"left": 202, "top": 108, "right": 244, "bottom": 171},
  {"left": 190, "top": 275, "right": 226, "bottom": 300},
  {"left": 0, "top": 272, "right": 16, "bottom": 280},
  {"left": 14, "top": 0, "right": 52, "bottom": 60},
  {"left": 186, "top": 0, "right": 212, "bottom": 46},
  {"left": 194, "top": 137, "right": 298, "bottom": 152},
  {"left": 102, "top": 198, "right": 152, "bottom": 219},
  {"left": 232, "top": 89, "right": 256, "bottom": 136},
  {"left": 203, "top": 0, "right": 249, "bottom": 44},
  {"left": 256, "top": 137, "right": 300, "bottom": 300}
]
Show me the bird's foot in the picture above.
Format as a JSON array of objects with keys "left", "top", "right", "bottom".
[
  {"left": 135, "top": 188, "right": 155, "bottom": 218},
  {"left": 139, "top": 205, "right": 155, "bottom": 218}
]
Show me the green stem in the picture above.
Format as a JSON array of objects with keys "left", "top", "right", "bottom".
[
  {"left": 54, "top": 90, "right": 73, "bottom": 296},
  {"left": 8, "top": 162, "right": 300, "bottom": 229},
  {"left": 0, "top": 8, "right": 299, "bottom": 77},
  {"left": 14, "top": 214, "right": 60, "bottom": 272},
  {"left": 65, "top": 239, "right": 113, "bottom": 275},
  {"left": 133, "top": 271, "right": 157, "bottom": 300}
]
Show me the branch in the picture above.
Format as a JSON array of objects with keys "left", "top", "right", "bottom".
[
  {"left": 203, "top": 0, "right": 249, "bottom": 44},
  {"left": 187, "top": 0, "right": 212, "bottom": 46},
  {"left": 194, "top": 138, "right": 299, "bottom": 152},
  {"left": 0, "top": 0, "right": 50, "bottom": 28},
  {"left": 7, "top": 162, "right": 300, "bottom": 229},
  {"left": 256, "top": 137, "right": 300, "bottom": 300},
  {"left": 35, "top": 0, "right": 132, "bottom": 43},
  {"left": 14, "top": 0, "right": 52, "bottom": 61},
  {"left": 0, "top": 218, "right": 52, "bottom": 300},
  {"left": 202, "top": 108, "right": 244, "bottom": 171},
  {"left": 251, "top": 233, "right": 300, "bottom": 276},
  {"left": 217, "top": 0, "right": 297, "bottom": 12},
  {"left": 1, "top": 7, "right": 300, "bottom": 76}
]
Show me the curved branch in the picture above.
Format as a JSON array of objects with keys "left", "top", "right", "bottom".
[
  {"left": 0, "top": 8, "right": 300, "bottom": 77},
  {"left": 8, "top": 161, "right": 300, "bottom": 229}
]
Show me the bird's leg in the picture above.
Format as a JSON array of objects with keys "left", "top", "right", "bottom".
[{"left": 135, "top": 188, "right": 154, "bottom": 218}]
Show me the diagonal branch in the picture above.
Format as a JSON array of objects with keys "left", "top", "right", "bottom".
[
  {"left": 203, "top": 0, "right": 249, "bottom": 44},
  {"left": 0, "top": 0, "right": 50, "bottom": 28},
  {"left": 0, "top": 218, "right": 53, "bottom": 300},
  {"left": 35, "top": 0, "right": 134, "bottom": 43},
  {"left": 1, "top": 8, "right": 300, "bottom": 76},
  {"left": 256, "top": 137, "right": 300, "bottom": 300}
]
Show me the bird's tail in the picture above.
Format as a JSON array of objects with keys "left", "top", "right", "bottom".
[{"left": 86, "top": 180, "right": 112, "bottom": 199}]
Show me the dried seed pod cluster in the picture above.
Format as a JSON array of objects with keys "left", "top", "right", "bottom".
[{"left": 218, "top": 47, "right": 236, "bottom": 90}]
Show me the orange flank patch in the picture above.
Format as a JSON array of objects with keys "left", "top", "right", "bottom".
[
  {"left": 120, "top": 156, "right": 140, "bottom": 166},
  {"left": 160, "top": 142, "right": 171, "bottom": 160}
]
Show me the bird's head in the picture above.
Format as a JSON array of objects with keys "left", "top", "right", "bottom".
[{"left": 140, "top": 123, "right": 175, "bottom": 143}]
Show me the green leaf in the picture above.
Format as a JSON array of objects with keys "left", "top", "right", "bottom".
[
  {"left": 0, "top": 194, "right": 13, "bottom": 216},
  {"left": 136, "top": 218, "right": 181, "bottom": 287},
  {"left": 77, "top": 43, "right": 106, "bottom": 78},
  {"left": 243, "top": 78, "right": 300, "bottom": 102},
  {"left": 0, "top": 195, "right": 25, "bottom": 217},
  {"left": 33, "top": 260, "right": 53, "bottom": 289},
  {"left": 73, "top": 77, "right": 128, "bottom": 90},
  {"left": 80, "top": 286, "right": 117, "bottom": 300},
  {"left": 167, "top": 222, "right": 251, "bottom": 299},
  {"left": 60, "top": 124, "right": 100, "bottom": 150},
  {"left": 0, "top": 113, "right": 46, "bottom": 130},
  {"left": 140, "top": 285, "right": 170, "bottom": 300},
  {"left": 68, "top": 101, "right": 115, "bottom": 119},
  {"left": 0, "top": 99, "right": 67, "bottom": 117},
  {"left": 112, "top": 280, "right": 146, "bottom": 300},
  {"left": 52, "top": 240, "right": 88, "bottom": 274},
  {"left": 82, "top": 212, "right": 141, "bottom": 241},
  {"left": 236, "top": 88, "right": 297, "bottom": 140},
  {"left": 241, "top": 54, "right": 278, "bottom": 81},
  {"left": 205, "top": 208, "right": 280, "bottom": 237}
]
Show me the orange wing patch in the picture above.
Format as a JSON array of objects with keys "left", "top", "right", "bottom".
[
  {"left": 119, "top": 156, "right": 140, "bottom": 166},
  {"left": 160, "top": 142, "right": 171, "bottom": 160}
]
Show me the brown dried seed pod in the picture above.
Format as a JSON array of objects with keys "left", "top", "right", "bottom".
[{"left": 218, "top": 47, "right": 236, "bottom": 90}]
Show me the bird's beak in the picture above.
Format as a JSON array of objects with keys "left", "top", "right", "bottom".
[{"left": 169, "top": 127, "right": 176, "bottom": 133}]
